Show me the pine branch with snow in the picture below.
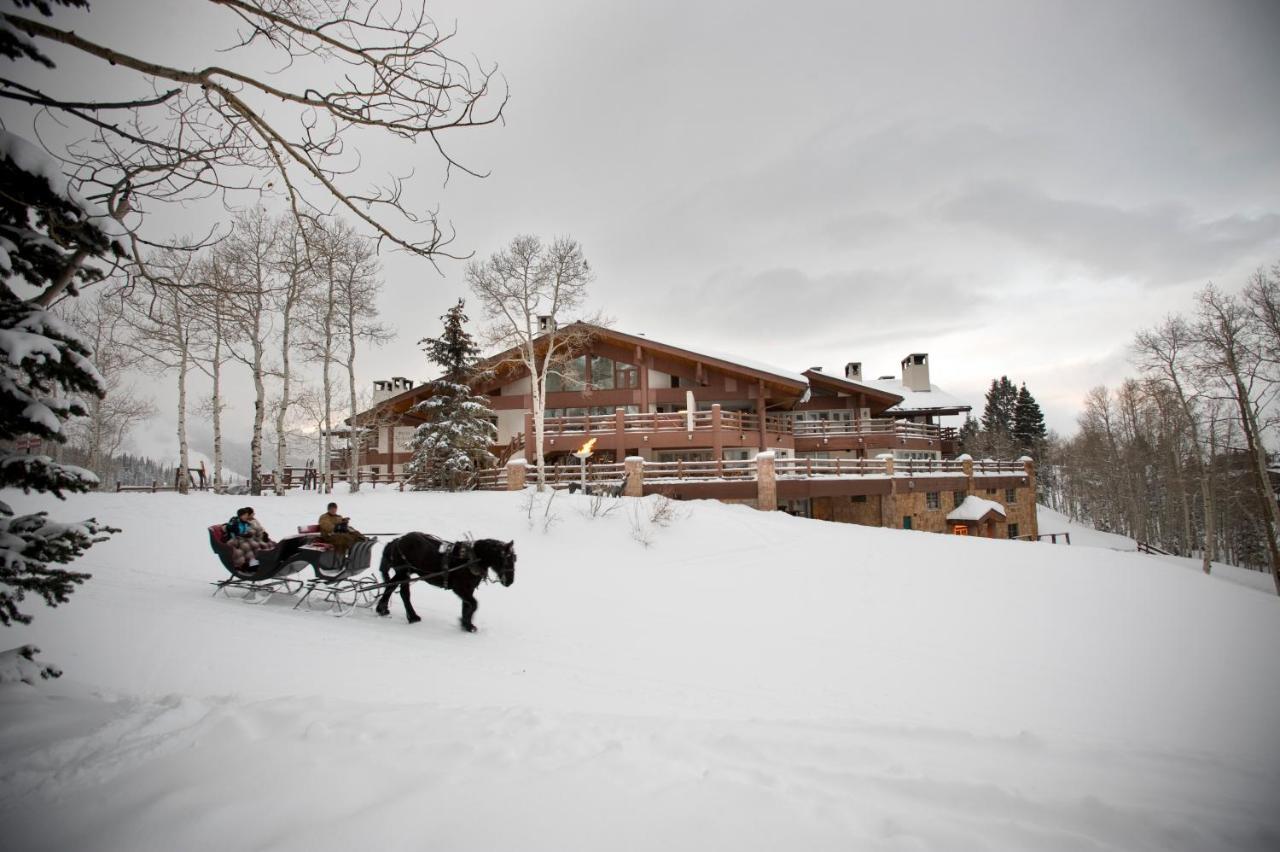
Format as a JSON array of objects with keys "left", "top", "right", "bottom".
[
  {"left": 0, "top": 130, "right": 121, "bottom": 625},
  {"left": 0, "top": 643, "right": 62, "bottom": 684}
]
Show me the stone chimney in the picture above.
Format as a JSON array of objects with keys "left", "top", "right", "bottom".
[
  {"left": 372, "top": 376, "right": 415, "bottom": 404},
  {"left": 537, "top": 315, "right": 557, "bottom": 334},
  {"left": 901, "top": 354, "right": 930, "bottom": 392},
  {"left": 844, "top": 361, "right": 862, "bottom": 381}
]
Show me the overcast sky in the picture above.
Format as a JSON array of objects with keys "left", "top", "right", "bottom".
[{"left": 15, "top": 0, "right": 1280, "bottom": 447}]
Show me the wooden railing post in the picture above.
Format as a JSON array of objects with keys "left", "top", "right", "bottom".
[
  {"left": 711, "top": 403, "right": 723, "bottom": 460},
  {"left": 615, "top": 407, "right": 626, "bottom": 450}
]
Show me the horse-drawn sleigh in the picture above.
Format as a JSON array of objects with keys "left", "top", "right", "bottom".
[{"left": 208, "top": 523, "right": 516, "bottom": 630}]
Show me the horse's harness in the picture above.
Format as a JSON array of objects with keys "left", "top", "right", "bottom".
[{"left": 390, "top": 536, "right": 489, "bottom": 589}]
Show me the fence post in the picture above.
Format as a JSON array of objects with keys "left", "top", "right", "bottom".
[
  {"left": 624, "top": 456, "right": 645, "bottom": 498},
  {"left": 755, "top": 451, "right": 777, "bottom": 511},
  {"left": 506, "top": 459, "right": 527, "bottom": 491}
]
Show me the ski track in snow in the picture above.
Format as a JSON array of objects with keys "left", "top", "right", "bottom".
[{"left": 1, "top": 488, "right": 1278, "bottom": 851}]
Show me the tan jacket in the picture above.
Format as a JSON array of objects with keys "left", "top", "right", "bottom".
[{"left": 318, "top": 512, "right": 354, "bottom": 536}]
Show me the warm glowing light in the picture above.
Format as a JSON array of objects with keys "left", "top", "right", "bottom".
[{"left": 577, "top": 438, "right": 597, "bottom": 455}]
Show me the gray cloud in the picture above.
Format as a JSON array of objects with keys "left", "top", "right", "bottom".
[{"left": 939, "top": 181, "right": 1280, "bottom": 285}]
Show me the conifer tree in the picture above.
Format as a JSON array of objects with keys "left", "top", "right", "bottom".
[
  {"left": 404, "top": 300, "right": 497, "bottom": 490},
  {"left": 981, "top": 376, "right": 1018, "bottom": 436},
  {"left": 0, "top": 131, "right": 120, "bottom": 626},
  {"left": 1012, "top": 383, "right": 1047, "bottom": 455}
]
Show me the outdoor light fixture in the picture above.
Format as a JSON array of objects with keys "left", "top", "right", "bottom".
[{"left": 574, "top": 438, "right": 596, "bottom": 492}]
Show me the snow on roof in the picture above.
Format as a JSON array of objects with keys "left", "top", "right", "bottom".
[
  {"left": 610, "top": 328, "right": 809, "bottom": 387},
  {"left": 861, "top": 377, "right": 971, "bottom": 413},
  {"left": 947, "top": 495, "right": 1006, "bottom": 522}
]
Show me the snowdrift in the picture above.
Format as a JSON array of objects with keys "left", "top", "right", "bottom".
[{"left": 1, "top": 488, "right": 1277, "bottom": 851}]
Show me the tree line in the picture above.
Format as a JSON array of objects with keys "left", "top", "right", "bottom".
[{"left": 1044, "top": 266, "right": 1280, "bottom": 595}]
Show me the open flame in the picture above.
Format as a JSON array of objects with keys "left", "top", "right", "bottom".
[{"left": 576, "top": 438, "right": 597, "bottom": 456}]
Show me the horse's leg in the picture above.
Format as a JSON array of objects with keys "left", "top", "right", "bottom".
[
  {"left": 456, "top": 587, "right": 478, "bottom": 633},
  {"left": 400, "top": 570, "right": 421, "bottom": 624},
  {"left": 375, "top": 563, "right": 395, "bottom": 617}
]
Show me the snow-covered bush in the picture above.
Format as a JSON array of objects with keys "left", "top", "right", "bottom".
[{"left": 0, "top": 644, "right": 61, "bottom": 685}]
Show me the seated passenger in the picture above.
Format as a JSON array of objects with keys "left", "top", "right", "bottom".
[
  {"left": 224, "top": 506, "right": 275, "bottom": 568},
  {"left": 318, "top": 501, "right": 365, "bottom": 557}
]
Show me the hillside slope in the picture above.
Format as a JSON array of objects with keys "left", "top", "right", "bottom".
[{"left": 2, "top": 489, "right": 1277, "bottom": 851}]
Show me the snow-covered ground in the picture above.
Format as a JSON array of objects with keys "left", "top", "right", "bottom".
[
  {"left": 2, "top": 488, "right": 1278, "bottom": 851},
  {"left": 1038, "top": 505, "right": 1278, "bottom": 595}
]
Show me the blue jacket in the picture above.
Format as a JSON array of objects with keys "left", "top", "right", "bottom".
[{"left": 226, "top": 517, "right": 253, "bottom": 539}]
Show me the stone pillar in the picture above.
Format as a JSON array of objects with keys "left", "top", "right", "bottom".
[
  {"left": 624, "top": 456, "right": 645, "bottom": 498},
  {"left": 506, "top": 459, "right": 527, "bottom": 491},
  {"left": 1020, "top": 455, "right": 1038, "bottom": 538},
  {"left": 756, "top": 451, "right": 777, "bottom": 511},
  {"left": 877, "top": 453, "right": 897, "bottom": 528},
  {"left": 959, "top": 453, "right": 974, "bottom": 497}
]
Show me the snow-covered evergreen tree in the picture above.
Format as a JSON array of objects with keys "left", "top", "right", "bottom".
[
  {"left": 0, "top": 131, "right": 120, "bottom": 625},
  {"left": 404, "top": 300, "right": 496, "bottom": 491}
]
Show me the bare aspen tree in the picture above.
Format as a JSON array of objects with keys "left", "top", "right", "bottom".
[
  {"left": 467, "top": 236, "right": 597, "bottom": 491},
  {"left": 1135, "top": 317, "right": 1216, "bottom": 572},
  {"left": 60, "top": 293, "right": 156, "bottom": 486},
  {"left": 331, "top": 223, "right": 389, "bottom": 493},
  {"left": 219, "top": 208, "right": 279, "bottom": 496},
  {"left": 190, "top": 257, "right": 233, "bottom": 493},
  {"left": 1194, "top": 284, "right": 1280, "bottom": 594},
  {"left": 116, "top": 247, "right": 202, "bottom": 493},
  {"left": 2, "top": 0, "right": 507, "bottom": 282},
  {"left": 270, "top": 217, "right": 315, "bottom": 493},
  {"left": 299, "top": 226, "right": 343, "bottom": 492}
]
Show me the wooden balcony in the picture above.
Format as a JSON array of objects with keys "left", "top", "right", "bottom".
[
  {"left": 535, "top": 408, "right": 795, "bottom": 456},
  {"left": 533, "top": 408, "right": 958, "bottom": 456}
]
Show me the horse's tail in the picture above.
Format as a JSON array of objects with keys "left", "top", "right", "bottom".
[{"left": 379, "top": 536, "right": 400, "bottom": 581}]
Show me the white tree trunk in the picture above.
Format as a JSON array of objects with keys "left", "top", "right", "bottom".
[
  {"left": 274, "top": 296, "right": 294, "bottom": 496},
  {"left": 250, "top": 337, "right": 266, "bottom": 496},
  {"left": 211, "top": 332, "right": 224, "bottom": 493},
  {"left": 177, "top": 344, "right": 190, "bottom": 495},
  {"left": 346, "top": 301, "right": 360, "bottom": 493}
]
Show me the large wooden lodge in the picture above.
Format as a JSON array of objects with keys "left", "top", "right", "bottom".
[{"left": 350, "top": 322, "right": 1039, "bottom": 540}]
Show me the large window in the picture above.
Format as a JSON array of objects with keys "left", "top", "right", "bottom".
[
  {"left": 926, "top": 491, "right": 940, "bottom": 510},
  {"left": 616, "top": 362, "right": 639, "bottom": 388},
  {"left": 545, "top": 355, "right": 586, "bottom": 392},
  {"left": 546, "top": 355, "right": 626, "bottom": 391}
]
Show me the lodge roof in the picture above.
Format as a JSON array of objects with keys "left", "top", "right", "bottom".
[
  {"left": 358, "top": 322, "right": 970, "bottom": 422},
  {"left": 801, "top": 369, "right": 904, "bottom": 408}
]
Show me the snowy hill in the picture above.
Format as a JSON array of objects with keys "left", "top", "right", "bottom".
[
  {"left": 1038, "top": 504, "right": 1278, "bottom": 595},
  {"left": 2, "top": 489, "right": 1278, "bottom": 851}
]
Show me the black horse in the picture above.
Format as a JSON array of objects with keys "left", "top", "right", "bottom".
[{"left": 375, "top": 532, "right": 516, "bottom": 631}]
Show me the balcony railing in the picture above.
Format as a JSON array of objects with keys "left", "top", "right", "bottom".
[
  {"left": 539, "top": 411, "right": 956, "bottom": 443},
  {"left": 477, "top": 455, "right": 1030, "bottom": 490}
]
